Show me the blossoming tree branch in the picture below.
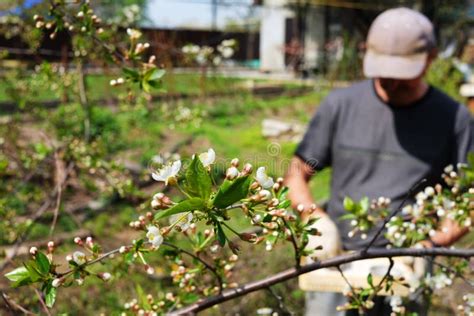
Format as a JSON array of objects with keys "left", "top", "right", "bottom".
[
  {"left": 5, "top": 145, "right": 474, "bottom": 314},
  {"left": 2, "top": 1, "right": 473, "bottom": 315}
]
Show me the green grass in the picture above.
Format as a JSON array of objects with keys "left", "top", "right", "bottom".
[{"left": 0, "top": 72, "right": 245, "bottom": 103}]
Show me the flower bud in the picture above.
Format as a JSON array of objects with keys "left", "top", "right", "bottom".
[
  {"left": 99, "top": 272, "right": 112, "bottom": 281},
  {"left": 296, "top": 204, "right": 305, "bottom": 213},
  {"left": 117, "top": 77, "right": 125, "bottom": 84},
  {"left": 268, "top": 198, "right": 279, "bottom": 208},
  {"left": 35, "top": 21, "right": 44, "bottom": 28},
  {"left": 52, "top": 278, "right": 63, "bottom": 288},
  {"left": 148, "top": 55, "right": 156, "bottom": 64},
  {"left": 272, "top": 182, "right": 281, "bottom": 192},
  {"left": 239, "top": 232, "right": 257, "bottom": 242},
  {"left": 229, "top": 254, "right": 238, "bottom": 262},
  {"left": 119, "top": 246, "right": 127, "bottom": 253},
  {"left": 241, "top": 163, "right": 253, "bottom": 175},
  {"left": 226, "top": 166, "right": 239, "bottom": 180},
  {"left": 424, "top": 186, "right": 435, "bottom": 197},
  {"left": 231, "top": 158, "right": 239, "bottom": 167},
  {"left": 29, "top": 247, "right": 38, "bottom": 256},
  {"left": 86, "top": 236, "right": 93, "bottom": 247},
  {"left": 47, "top": 241, "right": 55, "bottom": 252},
  {"left": 110, "top": 79, "right": 117, "bottom": 86},
  {"left": 77, "top": 11, "right": 84, "bottom": 18},
  {"left": 145, "top": 264, "right": 155, "bottom": 275},
  {"left": 74, "top": 237, "right": 83, "bottom": 245},
  {"left": 258, "top": 190, "right": 271, "bottom": 201}
]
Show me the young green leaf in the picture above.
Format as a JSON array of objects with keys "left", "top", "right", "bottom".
[
  {"left": 5, "top": 267, "right": 30, "bottom": 283},
  {"left": 215, "top": 222, "right": 226, "bottom": 246},
  {"left": 122, "top": 67, "right": 140, "bottom": 81},
  {"left": 35, "top": 252, "right": 50, "bottom": 275},
  {"left": 136, "top": 284, "right": 151, "bottom": 310},
  {"left": 45, "top": 283, "right": 57, "bottom": 308},
  {"left": 343, "top": 197, "right": 355, "bottom": 211},
  {"left": 212, "top": 176, "right": 251, "bottom": 208},
  {"left": 367, "top": 273, "right": 374, "bottom": 287},
  {"left": 154, "top": 198, "right": 205, "bottom": 220},
  {"left": 185, "top": 156, "right": 212, "bottom": 199}
]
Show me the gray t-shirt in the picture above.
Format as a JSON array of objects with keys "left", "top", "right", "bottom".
[{"left": 296, "top": 80, "right": 473, "bottom": 250}]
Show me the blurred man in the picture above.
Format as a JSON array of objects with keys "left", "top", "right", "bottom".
[{"left": 285, "top": 7, "right": 473, "bottom": 316}]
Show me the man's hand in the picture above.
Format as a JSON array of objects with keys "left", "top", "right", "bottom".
[
  {"left": 423, "top": 218, "right": 469, "bottom": 248},
  {"left": 284, "top": 156, "right": 327, "bottom": 220}
]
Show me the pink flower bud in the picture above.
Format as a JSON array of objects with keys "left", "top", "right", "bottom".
[
  {"left": 226, "top": 166, "right": 239, "bottom": 180},
  {"left": 231, "top": 158, "right": 239, "bottom": 167},
  {"left": 29, "top": 247, "right": 38, "bottom": 256},
  {"left": 241, "top": 163, "right": 253, "bottom": 175}
]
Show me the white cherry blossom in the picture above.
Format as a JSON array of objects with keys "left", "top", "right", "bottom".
[
  {"left": 152, "top": 160, "right": 181, "bottom": 185},
  {"left": 199, "top": 148, "right": 215, "bottom": 168},
  {"left": 73, "top": 251, "right": 86, "bottom": 265},
  {"left": 146, "top": 226, "right": 163, "bottom": 249},
  {"left": 255, "top": 167, "right": 274, "bottom": 189}
]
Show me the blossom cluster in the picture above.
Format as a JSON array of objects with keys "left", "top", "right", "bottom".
[{"left": 181, "top": 39, "right": 237, "bottom": 66}]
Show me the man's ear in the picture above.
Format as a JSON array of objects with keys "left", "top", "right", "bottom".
[{"left": 428, "top": 48, "right": 438, "bottom": 62}]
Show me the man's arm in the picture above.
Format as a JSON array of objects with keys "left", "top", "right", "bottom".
[{"left": 284, "top": 156, "right": 326, "bottom": 221}]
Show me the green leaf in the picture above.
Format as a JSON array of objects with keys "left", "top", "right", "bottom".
[
  {"left": 5, "top": 267, "right": 30, "bottom": 283},
  {"left": 122, "top": 67, "right": 139, "bottom": 81},
  {"left": 136, "top": 284, "right": 151, "bottom": 310},
  {"left": 343, "top": 197, "right": 355, "bottom": 211},
  {"left": 24, "top": 261, "right": 42, "bottom": 282},
  {"left": 359, "top": 197, "right": 369, "bottom": 214},
  {"left": 154, "top": 198, "right": 205, "bottom": 220},
  {"left": 212, "top": 176, "right": 251, "bottom": 208},
  {"left": 278, "top": 199, "right": 291, "bottom": 209},
  {"left": 185, "top": 156, "right": 212, "bottom": 199},
  {"left": 35, "top": 252, "right": 50, "bottom": 275},
  {"left": 182, "top": 292, "right": 200, "bottom": 304},
  {"left": 215, "top": 222, "right": 226, "bottom": 246},
  {"left": 339, "top": 213, "right": 357, "bottom": 220},
  {"left": 145, "top": 68, "right": 165, "bottom": 81},
  {"left": 45, "top": 283, "right": 57, "bottom": 308},
  {"left": 278, "top": 187, "right": 289, "bottom": 199},
  {"left": 367, "top": 273, "right": 373, "bottom": 287}
]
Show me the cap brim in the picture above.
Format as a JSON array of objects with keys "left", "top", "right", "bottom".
[{"left": 363, "top": 50, "right": 428, "bottom": 79}]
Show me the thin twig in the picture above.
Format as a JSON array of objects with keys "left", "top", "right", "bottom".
[
  {"left": 162, "top": 241, "right": 224, "bottom": 293},
  {"left": 266, "top": 286, "right": 293, "bottom": 316},
  {"left": 265, "top": 286, "right": 293, "bottom": 315},
  {"left": 363, "top": 179, "right": 427, "bottom": 252},
  {"left": 1, "top": 292, "right": 35, "bottom": 315},
  {"left": 432, "top": 260, "right": 474, "bottom": 288},
  {"left": 50, "top": 150, "right": 66, "bottom": 234},
  {"left": 34, "top": 288, "right": 52, "bottom": 316},
  {"left": 336, "top": 265, "right": 355, "bottom": 293},
  {"left": 282, "top": 218, "right": 300, "bottom": 268}
]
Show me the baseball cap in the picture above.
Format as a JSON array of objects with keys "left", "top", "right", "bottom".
[{"left": 363, "top": 7, "right": 436, "bottom": 79}]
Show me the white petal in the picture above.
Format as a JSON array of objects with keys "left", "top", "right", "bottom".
[
  {"left": 152, "top": 172, "right": 165, "bottom": 182},
  {"left": 171, "top": 160, "right": 181, "bottom": 175}
]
